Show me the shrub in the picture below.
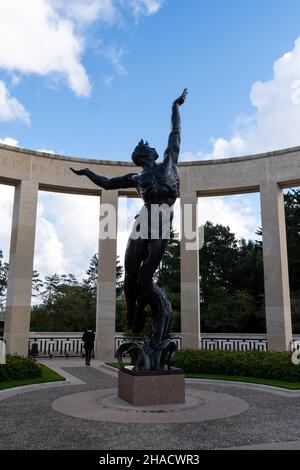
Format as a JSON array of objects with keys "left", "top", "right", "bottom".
[
  {"left": 0, "top": 355, "right": 42, "bottom": 382},
  {"left": 173, "top": 349, "right": 300, "bottom": 382}
]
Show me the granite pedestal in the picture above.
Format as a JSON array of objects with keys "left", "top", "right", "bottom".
[{"left": 118, "top": 368, "right": 185, "bottom": 406}]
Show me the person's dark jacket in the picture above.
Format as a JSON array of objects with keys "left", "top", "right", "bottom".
[{"left": 82, "top": 330, "right": 95, "bottom": 350}]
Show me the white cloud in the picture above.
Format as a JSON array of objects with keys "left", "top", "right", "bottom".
[
  {"left": 185, "top": 36, "right": 300, "bottom": 161},
  {"left": 0, "top": 137, "right": 19, "bottom": 146},
  {"left": 33, "top": 193, "right": 177, "bottom": 283},
  {"left": 124, "top": 0, "right": 164, "bottom": 18},
  {"left": 103, "top": 75, "right": 114, "bottom": 87},
  {"left": 0, "top": 1, "right": 164, "bottom": 99},
  {"left": 34, "top": 192, "right": 100, "bottom": 280},
  {"left": 0, "top": 0, "right": 91, "bottom": 97},
  {"left": 0, "top": 81, "right": 30, "bottom": 125},
  {"left": 198, "top": 195, "right": 261, "bottom": 241},
  {"left": 0, "top": 185, "right": 14, "bottom": 261},
  {"left": 34, "top": 208, "right": 67, "bottom": 276},
  {"left": 181, "top": 150, "right": 203, "bottom": 162},
  {"left": 61, "top": 0, "right": 164, "bottom": 24},
  {"left": 54, "top": 0, "right": 117, "bottom": 25},
  {"left": 117, "top": 197, "right": 143, "bottom": 263},
  {"left": 9, "top": 73, "right": 22, "bottom": 86},
  {"left": 0, "top": 184, "right": 100, "bottom": 286},
  {"left": 37, "top": 148, "right": 55, "bottom": 154},
  {"left": 103, "top": 44, "right": 128, "bottom": 75}
]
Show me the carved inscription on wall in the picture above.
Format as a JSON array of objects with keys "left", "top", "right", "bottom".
[{"left": 0, "top": 156, "right": 22, "bottom": 170}]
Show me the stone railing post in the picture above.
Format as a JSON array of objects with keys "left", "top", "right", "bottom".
[{"left": 260, "top": 183, "right": 292, "bottom": 351}]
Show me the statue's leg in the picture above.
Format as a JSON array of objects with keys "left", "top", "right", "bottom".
[
  {"left": 124, "top": 235, "right": 147, "bottom": 329},
  {"left": 132, "top": 238, "right": 168, "bottom": 334},
  {"left": 149, "top": 284, "right": 172, "bottom": 345}
]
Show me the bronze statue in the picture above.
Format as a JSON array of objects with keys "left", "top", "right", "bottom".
[{"left": 71, "top": 89, "right": 187, "bottom": 370}]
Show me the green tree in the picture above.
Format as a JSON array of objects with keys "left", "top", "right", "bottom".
[
  {"left": 41, "top": 273, "right": 61, "bottom": 309},
  {"left": 232, "top": 239, "right": 264, "bottom": 299},
  {"left": 0, "top": 250, "right": 8, "bottom": 336},
  {"left": 31, "top": 272, "right": 95, "bottom": 332},
  {"left": 116, "top": 298, "right": 127, "bottom": 332},
  {"left": 284, "top": 188, "right": 300, "bottom": 333},
  {"left": 200, "top": 222, "right": 238, "bottom": 320},
  {"left": 200, "top": 222, "right": 265, "bottom": 333},
  {"left": 116, "top": 256, "right": 124, "bottom": 298},
  {"left": 31, "top": 283, "right": 95, "bottom": 331},
  {"left": 32, "top": 269, "right": 43, "bottom": 299},
  {"left": 31, "top": 252, "right": 125, "bottom": 332},
  {"left": 285, "top": 189, "right": 300, "bottom": 292},
  {"left": 83, "top": 253, "right": 124, "bottom": 299},
  {"left": 157, "top": 228, "right": 181, "bottom": 332},
  {"left": 200, "top": 222, "right": 239, "bottom": 293},
  {"left": 82, "top": 254, "right": 98, "bottom": 302},
  {"left": 0, "top": 250, "right": 8, "bottom": 316},
  {"left": 157, "top": 228, "right": 180, "bottom": 294}
]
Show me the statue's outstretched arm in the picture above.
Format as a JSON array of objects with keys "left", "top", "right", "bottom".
[
  {"left": 70, "top": 168, "right": 137, "bottom": 190},
  {"left": 163, "top": 89, "right": 188, "bottom": 166}
]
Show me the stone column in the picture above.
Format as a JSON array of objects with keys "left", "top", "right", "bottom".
[
  {"left": 96, "top": 190, "right": 119, "bottom": 362},
  {"left": 180, "top": 192, "right": 201, "bottom": 349},
  {"left": 260, "top": 183, "right": 292, "bottom": 351},
  {"left": 4, "top": 180, "right": 38, "bottom": 356}
]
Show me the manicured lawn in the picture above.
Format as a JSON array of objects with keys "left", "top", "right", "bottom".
[
  {"left": 106, "top": 363, "right": 300, "bottom": 390},
  {"left": 0, "top": 364, "right": 64, "bottom": 390}
]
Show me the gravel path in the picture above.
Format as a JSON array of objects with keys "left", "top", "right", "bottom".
[{"left": 1, "top": 365, "right": 300, "bottom": 450}]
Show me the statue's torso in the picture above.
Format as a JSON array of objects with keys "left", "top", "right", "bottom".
[{"left": 134, "top": 162, "right": 179, "bottom": 206}]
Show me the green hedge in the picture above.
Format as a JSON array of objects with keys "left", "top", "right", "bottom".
[
  {"left": 0, "top": 356, "right": 42, "bottom": 382},
  {"left": 173, "top": 349, "right": 300, "bottom": 382}
]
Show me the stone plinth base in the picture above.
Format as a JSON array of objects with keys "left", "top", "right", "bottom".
[{"left": 118, "top": 368, "right": 185, "bottom": 406}]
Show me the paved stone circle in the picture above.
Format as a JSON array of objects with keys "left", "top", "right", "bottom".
[
  {"left": 51, "top": 387, "right": 249, "bottom": 424},
  {"left": 3, "top": 361, "right": 300, "bottom": 449}
]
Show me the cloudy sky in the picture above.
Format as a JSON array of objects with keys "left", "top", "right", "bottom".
[{"left": 1, "top": 0, "right": 300, "bottom": 288}]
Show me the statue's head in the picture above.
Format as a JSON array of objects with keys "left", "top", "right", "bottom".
[{"left": 131, "top": 139, "right": 158, "bottom": 167}]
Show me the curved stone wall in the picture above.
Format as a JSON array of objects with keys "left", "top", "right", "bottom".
[
  {"left": 1, "top": 143, "right": 300, "bottom": 193},
  {"left": 1, "top": 143, "right": 298, "bottom": 357}
]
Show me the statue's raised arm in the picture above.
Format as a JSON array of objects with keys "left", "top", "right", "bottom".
[{"left": 163, "top": 88, "right": 188, "bottom": 166}]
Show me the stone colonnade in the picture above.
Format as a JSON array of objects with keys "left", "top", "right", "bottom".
[{"left": 1, "top": 144, "right": 299, "bottom": 359}]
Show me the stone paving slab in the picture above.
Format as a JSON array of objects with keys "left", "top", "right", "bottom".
[{"left": 51, "top": 388, "right": 249, "bottom": 424}]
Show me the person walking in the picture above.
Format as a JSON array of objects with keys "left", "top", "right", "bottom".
[{"left": 82, "top": 327, "right": 95, "bottom": 366}]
